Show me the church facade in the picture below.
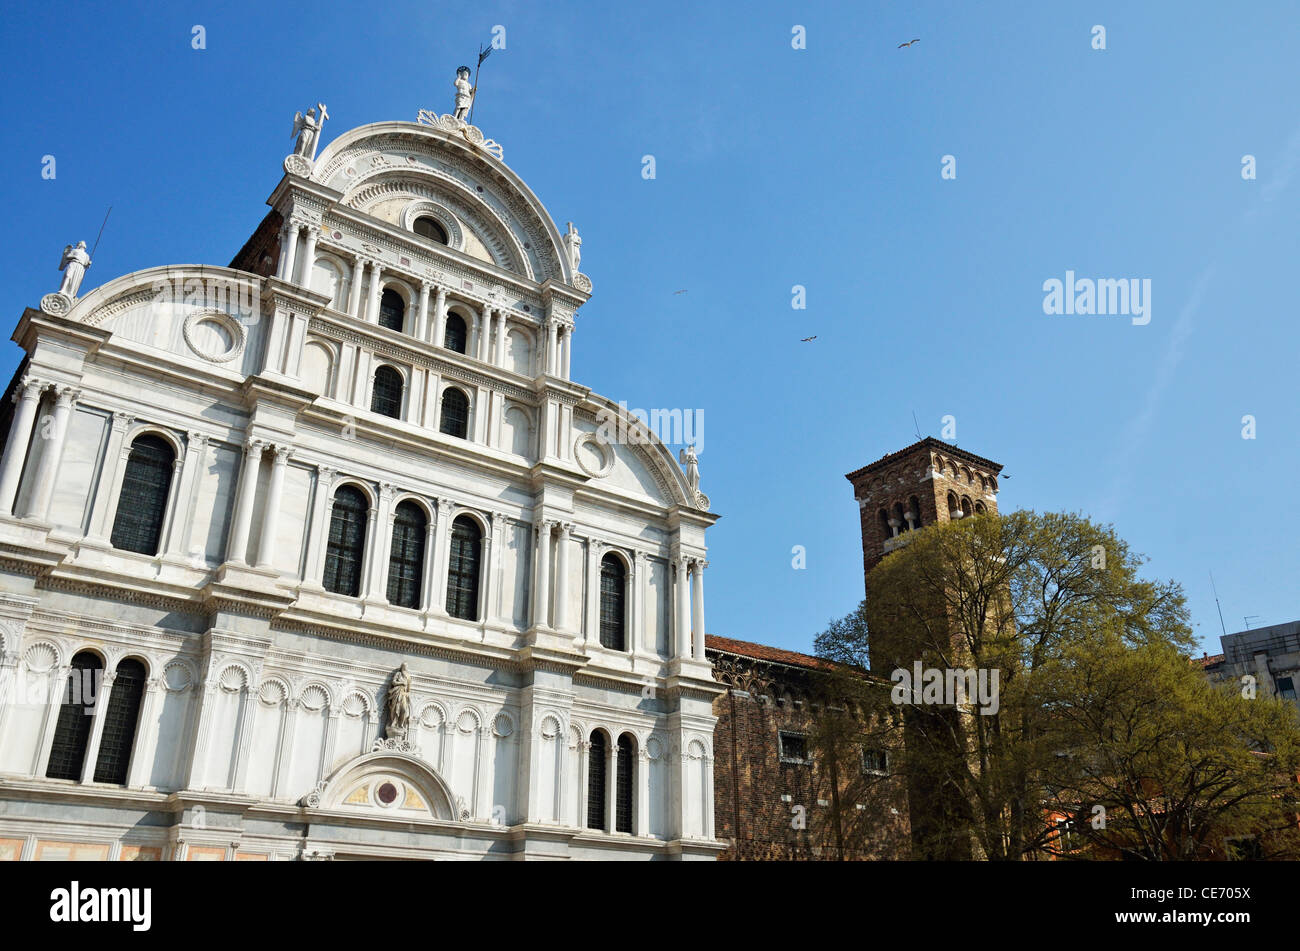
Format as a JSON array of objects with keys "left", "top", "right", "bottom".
[{"left": 0, "top": 102, "right": 722, "bottom": 860}]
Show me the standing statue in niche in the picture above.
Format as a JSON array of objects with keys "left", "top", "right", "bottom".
[
  {"left": 291, "top": 103, "right": 329, "bottom": 160},
  {"left": 56, "top": 241, "right": 92, "bottom": 299},
  {"left": 679, "top": 444, "right": 700, "bottom": 495},
  {"left": 384, "top": 663, "right": 412, "bottom": 740},
  {"left": 453, "top": 66, "right": 475, "bottom": 121}
]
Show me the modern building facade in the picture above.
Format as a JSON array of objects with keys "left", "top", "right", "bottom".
[{"left": 0, "top": 104, "right": 722, "bottom": 860}]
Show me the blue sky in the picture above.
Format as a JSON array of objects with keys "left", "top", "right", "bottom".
[{"left": 1, "top": 1, "right": 1296, "bottom": 657}]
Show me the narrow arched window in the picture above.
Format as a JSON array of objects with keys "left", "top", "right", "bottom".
[
  {"left": 878, "top": 509, "right": 891, "bottom": 539},
  {"left": 414, "top": 216, "right": 448, "bottom": 245},
  {"left": 445, "top": 515, "right": 481, "bottom": 620},
  {"left": 948, "top": 491, "right": 960, "bottom": 518},
  {"left": 444, "top": 313, "right": 468, "bottom": 353},
  {"left": 587, "top": 732, "right": 608, "bottom": 831},
  {"left": 378, "top": 288, "right": 405, "bottom": 332},
  {"left": 907, "top": 495, "right": 922, "bottom": 530},
  {"left": 45, "top": 651, "right": 104, "bottom": 781},
  {"left": 615, "top": 734, "right": 634, "bottom": 833},
  {"left": 387, "top": 500, "right": 426, "bottom": 609},
  {"left": 324, "top": 485, "right": 368, "bottom": 597},
  {"left": 93, "top": 658, "right": 147, "bottom": 785},
  {"left": 371, "top": 365, "right": 403, "bottom": 419},
  {"left": 599, "top": 554, "right": 627, "bottom": 651},
  {"left": 893, "top": 502, "right": 907, "bottom": 533},
  {"left": 439, "top": 388, "right": 469, "bottom": 439},
  {"left": 961, "top": 496, "right": 973, "bottom": 517},
  {"left": 110, "top": 434, "right": 175, "bottom": 555},
  {"left": 974, "top": 501, "right": 987, "bottom": 516}
]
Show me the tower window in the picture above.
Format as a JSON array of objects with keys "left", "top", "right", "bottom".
[
  {"left": 386, "top": 500, "right": 426, "bottom": 609},
  {"left": 324, "top": 485, "right": 368, "bottom": 597},
  {"left": 93, "top": 658, "right": 147, "bottom": 785},
  {"left": 414, "top": 216, "right": 449, "bottom": 245},
  {"left": 599, "top": 554, "right": 627, "bottom": 651},
  {"left": 371, "top": 365, "right": 404, "bottom": 419},
  {"left": 439, "top": 388, "right": 469, "bottom": 439},
  {"left": 778, "top": 731, "right": 809, "bottom": 764},
  {"left": 45, "top": 651, "right": 104, "bottom": 781},
  {"left": 445, "top": 515, "right": 482, "bottom": 620},
  {"left": 615, "top": 734, "right": 634, "bottom": 833},
  {"left": 110, "top": 434, "right": 175, "bottom": 556},
  {"left": 378, "top": 289, "right": 405, "bottom": 333},
  {"left": 444, "top": 313, "right": 468, "bottom": 354}
]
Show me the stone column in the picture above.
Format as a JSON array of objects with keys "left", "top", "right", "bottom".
[
  {"left": 80, "top": 668, "right": 115, "bottom": 783},
  {"left": 630, "top": 552, "right": 645, "bottom": 654},
  {"left": 476, "top": 514, "right": 499, "bottom": 623},
  {"left": 126, "top": 677, "right": 163, "bottom": 787},
  {"left": 674, "top": 557, "right": 691, "bottom": 658},
  {"left": 691, "top": 560, "right": 707, "bottom": 661},
  {"left": 302, "top": 465, "right": 336, "bottom": 585},
  {"left": 278, "top": 222, "right": 300, "bottom": 282},
  {"left": 532, "top": 519, "right": 552, "bottom": 630},
  {"left": 273, "top": 700, "right": 298, "bottom": 797},
  {"left": 636, "top": 745, "right": 650, "bottom": 836},
  {"left": 364, "top": 262, "right": 383, "bottom": 323},
  {"left": 0, "top": 377, "right": 44, "bottom": 516},
  {"left": 155, "top": 455, "right": 186, "bottom": 556},
  {"left": 33, "top": 664, "right": 68, "bottom": 777},
  {"left": 25, "top": 385, "right": 78, "bottom": 520},
  {"left": 85, "top": 412, "right": 136, "bottom": 544},
  {"left": 583, "top": 539, "right": 601, "bottom": 648},
  {"left": 494, "top": 311, "right": 508, "bottom": 366},
  {"left": 296, "top": 223, "right": 319, "bottom": 287},
  {"left": 546, "top": 321, "right": 559, "bottom": 375},
  {"left": 415, "top": 282, "right": 431, "bottom": 341},
  {"left": 347, "top": 255, "right": 365, "bottom": 318},
  {"left": 432, "top": 288, "right": 448, "bottom": 345},
  {"left": 170, "top": 432, "right": 208, "bottom": 558},
  {"left": 553, "top": 522, "right": 572, "bottom": 633},
  {"left": 419, "top": 507, "right": 438, "bottom": 612},
  {"left": 254, "top": 445, "right": 291, "bottom": 569},
  {"left": 225, "top": 439, "right": 264, "bottom": 565},
  {"left": 575, "top": 738, "right": 589, "bottom": 830},
  {"left": 561, "top": 325, "right": 573, "bottom": 379},
  {"left": 359, "top": 504, "right": 379, "bottom": 598},
  {"left": 368, "top": 482, "right": 395, "bottom": 601},
  {"left": 477, "top": 305, "right": 492, "bottom": 362},
  {"left": 431, "top": 498, "right": 455, "bottom": 615},
  {"left": 605, "top": 735, "right": 617, "bottom": 832}
]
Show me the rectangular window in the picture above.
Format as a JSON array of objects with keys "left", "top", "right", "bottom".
[
  {"left": 861, "top": 747, "right": 888, "bottom": 775},
  {"left": 778, "top": 731, "right": 809, "bottom": 764},
  {"left": 1275, "top": 677, "right": 1297, "bottom": 701}
]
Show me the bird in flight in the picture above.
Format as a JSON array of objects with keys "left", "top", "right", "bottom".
[
  {"left": 898, "top": 38, "right": 920, "bottom": 48},
  {"left": 800, "top": 335, "right": 817, "bottom": 342},
  {"left": 673, "top": 289, "right": 688, "bottom": 295}
]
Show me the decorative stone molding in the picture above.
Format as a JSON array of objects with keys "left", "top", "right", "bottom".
[
  {"left": 370, "top": 736, "right": 421, "bottom": 755},
  {"left": 415, "top": 111, "right": 504, "bottom": 161},
  {"left": 284, "top": 154, "right": 313, "bottom": 178},
  {"left": 182, "top": 309, "right": 247, "bottom": 364}
]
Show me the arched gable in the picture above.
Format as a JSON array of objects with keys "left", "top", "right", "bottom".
[{"left": 305, "top": 750, "right": 457, "bottom": 821}]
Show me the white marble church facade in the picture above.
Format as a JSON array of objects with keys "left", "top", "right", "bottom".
[{"left": 0, "top": 106, "right": 721, "bottom": 860}]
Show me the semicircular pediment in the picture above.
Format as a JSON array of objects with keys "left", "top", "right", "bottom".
[
  {"left": 312, "top": 123, "right": 571, "bottom": 286},
  {"left": 305, "top": 751, "right": 457, "bottom": 822}
]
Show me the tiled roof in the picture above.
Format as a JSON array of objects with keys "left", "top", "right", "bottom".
[
  {"left": 1194, "top": 653, "right": 1226, "bottom": 669},
  {"left": 845, "top": 436, "right": 1003, "bottom": 482},
  {"left": 704, "top": 634, "right": 838, "bottom": 671}
]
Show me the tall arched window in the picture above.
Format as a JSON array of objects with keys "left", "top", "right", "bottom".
[
  {"left": 947, "top": 491, "right": 960, "bottom": 519},
  {"left": 45, "top": 651, "right": 104, "bottom": 781},
  {"left": 907, "top": 495, "right": 922, "bottom": 530},
  {"left": 378, "top": 288, "right": 405, "bottom": 332},
  {"left": 371, "top": 365, "right": 403, "bottom": 419},
  {"left": 324, "top": 485, "right": 368, "bottom": 597},
  {"left": 445, "top": 515, "right": 482, "bottom": 620},
  {"left": 616, "top": 734, "right": 635, "bottom": 833},
  {"left": 414, "top": 216, "right": 449, "bottom": 245},
  {"left": 387, "top": 500, "right": 426, "bottom": 609},
  {"left": 110, "top": 434, "right": 175, "bottom": 555},
  {"left": 444, "top": 313, "right": 468, "bottom": 353},
  {"left": 93, "top": 658, "right": 147, "bottom": 785},
  {"left": 440, "top": 388, "right": 469, "bottom": 439},
  {"left": 587, "top": 731, "right": 608, "bottom": 830},
  {"left": 599, "top": 554, "right": 627, "bottom": 651}
]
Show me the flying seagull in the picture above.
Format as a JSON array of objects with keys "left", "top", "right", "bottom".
[
  {"left": 673, "top": 289, "right": 688, "bottom": 295},
  {"left": 800, "top": 335, "right": 817, "bottom": 342},
  {"left": 898, "top": 38, "right": 920, "bottom": 48}
]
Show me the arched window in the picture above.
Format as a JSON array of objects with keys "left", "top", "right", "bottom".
[
  {"left": 599, "top": 554, "right": 627, "bottom": 651},
  {"left": 907, "top": 495, "right": 922, "bottom": 530},
  {"left": 414, "top": 216, "right": 449, "bottom": 245},
  {"left": 445, "top": 515, "right": 482, "bottom": 620},
  {"left": 974, "top": 501, "right": 987, "bottom": 516},
  {"left": 878, "top": 508, "right": 891, "bottom": 539},
  {"left": 45, "top": 651, "right": 104, "bottom": 781},
  {"left": 93, "top": 658, "right": 147, "bottom": 785},
  {"left": 387, "top": 501, "right": 426, "bottom": 609},
  {"left": 324, "top": 485, "right": 368, "bottom": 597},
  {"left": 961, "top": 496, "right": 973, "bottom": 518},
  {"left": 439, "top": 388, "right": 469, "bottom": 439},
  {"left": 893, "top": 502, "right": 907, "bottom": 533},
  {"left": 110, "top": 434, "right": 175, "bottom": 555},
  {"left": 587, "top": 731, "right": 608, "bottom": 830},
  {"left": 378, "top": 288, "right": 405, "bottom": 333},
  {"left": 948, "top": 491, "right": 960, "bottom": 519},
  {"left": 444, "top": 313, "right": 468, "bottom": 353},
  {"left": 371, "top": 365, "right": 403, "bottom": 419},
  {"left": 616, "top": 734, "right": 634, "bottom": 833}
]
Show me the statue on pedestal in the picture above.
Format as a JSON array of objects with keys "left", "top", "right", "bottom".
[
  {"left": 453, "top": 66, "right": 475, "bottom": 121},
  {"left": 680, "top": 445, "right": 700, "bottom": 494},
  {"left": 291, "top": 103, "right": 329, "bottom": 160},
  {"left": 57, "top": 241, "right": 91, "bottom": 298},
  {"left": 563, "top": 222, "right": 582, "bottom": 272}
]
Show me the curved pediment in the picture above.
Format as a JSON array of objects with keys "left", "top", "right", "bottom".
[
  {"left": 311, "top": 122, "right": 573, "bottom": 286},
  {"left": 576, "top": 395, "right": 705, "bottom": 511},
  {"left": 304, "top": 750, "right": 458, "bottom": 821}
]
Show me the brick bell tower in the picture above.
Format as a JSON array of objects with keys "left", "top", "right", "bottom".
[{"left": 845, "top": 437, "right": 1004, "bottom": 584}]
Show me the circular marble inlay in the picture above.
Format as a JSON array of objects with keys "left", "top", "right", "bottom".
[{"left": 376, "top": 782, "right": 398, "bottom": 805}]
